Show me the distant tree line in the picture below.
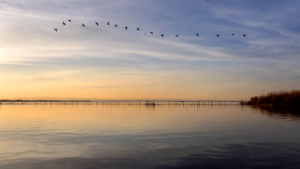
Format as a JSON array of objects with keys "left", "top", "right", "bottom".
[{"left": 241, "top": 90, "right": 300, "bottom": 106}]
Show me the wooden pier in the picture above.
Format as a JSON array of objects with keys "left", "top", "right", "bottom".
[{"left": 0, "top": 100, "right": 242, "bottom": 106}]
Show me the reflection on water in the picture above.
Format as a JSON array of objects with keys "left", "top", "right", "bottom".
[
  {"left": 0, "top": 105, "right": 299, "bottom": 169},
  {"left": 250, "top": 105, "right": 300, "bottom": 121}
]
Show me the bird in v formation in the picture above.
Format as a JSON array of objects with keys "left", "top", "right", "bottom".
[{"left": 57, "top": 21, "right": 246, "bottom": 38}]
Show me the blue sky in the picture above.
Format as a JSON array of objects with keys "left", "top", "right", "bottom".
[{"left": 0, "top": 0, "right": 299, "bottom": 100}]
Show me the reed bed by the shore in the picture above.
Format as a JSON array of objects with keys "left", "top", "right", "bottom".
[{"left": 241, "top": 90, "right": 300, "bottom": 106}]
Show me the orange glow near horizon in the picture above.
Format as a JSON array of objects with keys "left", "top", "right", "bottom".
[
  {"left": 1, "top": 1, "right": 300, "bottom": 101},
  {"left": 0, "top": 68, "right": 283, "bottom": 100}
]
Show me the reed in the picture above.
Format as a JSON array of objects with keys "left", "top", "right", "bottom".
[{"left": 241, "top": 90, "right": 300, "bottom": 106}]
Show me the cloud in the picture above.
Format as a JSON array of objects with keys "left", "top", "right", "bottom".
[
  {"left": 1, "top": 0, "right": 300, "bottom": 63},
  {"left": 1, "top": 0, "right": 300, "bottom": 99}
]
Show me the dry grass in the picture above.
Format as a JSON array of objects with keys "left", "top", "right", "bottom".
[{"left": 242, "top": 90, "right": 300, "bottom": 106}]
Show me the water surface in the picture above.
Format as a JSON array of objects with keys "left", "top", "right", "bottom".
[{"left": 0, "top": 105, "right": 299, "bottom": 169}]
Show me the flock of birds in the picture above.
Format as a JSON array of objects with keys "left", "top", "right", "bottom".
[
  {"left": 53, "top": 0, "right": 247, "bottom": 38},
  {"left": 54, "top": 20, "right": 247, "bottom": 38}
]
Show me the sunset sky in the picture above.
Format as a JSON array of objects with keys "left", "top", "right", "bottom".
[{"left": 1, "top": 0, "right": 300, "bottom": 100}]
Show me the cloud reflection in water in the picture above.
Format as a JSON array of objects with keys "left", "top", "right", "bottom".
[{"left": 0, "top": 105, "right": 299, "bottom": 169}]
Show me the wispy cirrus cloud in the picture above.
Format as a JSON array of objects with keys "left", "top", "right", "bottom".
[{"left": 1, "top": 0, "right": 300, "bottom": 99}]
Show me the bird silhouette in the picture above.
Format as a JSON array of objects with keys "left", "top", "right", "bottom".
[
  {"left": 207, "top": 0, "right": 210, "bottom": 2},
  {"left": 55, "top": 19, "right": 250, "bottom": 41}
]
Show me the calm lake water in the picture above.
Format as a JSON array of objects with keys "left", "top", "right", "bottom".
[{"left": 0, "top": 105, "right": 300, "bottom": 169}]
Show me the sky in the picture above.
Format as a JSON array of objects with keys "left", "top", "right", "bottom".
[{"left": 0, "top": 0, "right": 300, "bottom": 100}]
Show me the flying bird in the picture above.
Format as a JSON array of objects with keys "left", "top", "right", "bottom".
[
  {"left": 176, "top": 35, "right": 178, "bottom": 37},
  {"left": 137, "top": 27, "right": 140, "bottom": 31},
  {"left": 243, "top": 34, "right": 246, "bottom": 37},
  {"left": 54, "top": 28, "right": 57, "bottom": 32},
  {"left": 63, "top": 22, "right": 66, "bottom": 25},
  {"left": 197, "top": 33, "right": 199, "bottom": 36},
  {"left": 161, "top": 34, "right": 164, "bottom": 37},
  {"left": 124, "top": 27, "right": 128, "bottom": 30},
  {"left": 115, "top": 24, "right": 117, "bottom": 27},
  {"left": 207, "top": 0, "right": 210, "bottom": 2},
  {"left": 82, "top": 23, "right": 85, "bottom": 27},
  {"left": 107, "top": 22, "right": 110, "bottom": 25},
  {"left": 232, "top": 34, "right": 234, "bottom": 36},
  {"left": 68, "top": 20, "right": 71, "bottom": 22},
  {"left": 150, "top": 32, "right": 153, "bottom": 35},
  {"left": 216, "top": 34, "right": 219, "bottom": 38},
  {"left": 95, "top": 22, "right": 99, "bottom": 26}
]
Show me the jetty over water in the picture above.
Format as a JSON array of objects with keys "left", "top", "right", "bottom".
[{"left": 0, "top": 100, "right": 242, "bottom": 105}]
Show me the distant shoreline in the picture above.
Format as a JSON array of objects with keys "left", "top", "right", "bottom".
[
  {"left": 0, "top": 100, "right": 241, "bottom": 106},
  {"left": 240, "top": 90, "right": 300, "bottom": 106}
]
